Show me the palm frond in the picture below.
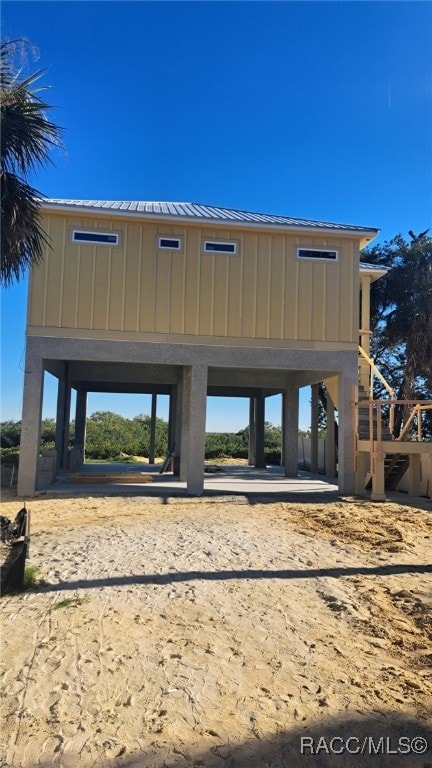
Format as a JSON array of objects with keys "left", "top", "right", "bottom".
[
  {"left": 0, "top": 38, "right": 62, "bottom": 286},
  {"left": 1, "top": 170, "right": 50, "bottom": 287}
]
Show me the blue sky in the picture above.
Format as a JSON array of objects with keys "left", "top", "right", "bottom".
[{"left": 1, "top": 1, "right": 431, "bottom": 431}]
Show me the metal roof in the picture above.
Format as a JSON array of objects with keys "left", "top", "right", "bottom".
[
  {"left": 40, "top": 199, "right": 379, "bottom": 236},
  {"left": 359, "top": 262, "right": 388, "bottom": 272}
]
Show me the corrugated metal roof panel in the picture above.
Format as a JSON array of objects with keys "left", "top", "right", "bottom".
[{"left": 40, "top": 199, "right": 379, "bottom": 234}]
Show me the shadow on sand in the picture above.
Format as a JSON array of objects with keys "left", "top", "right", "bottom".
[
  {"left": 38, "top": 562, "right": 432, "bottom": 594},
  {"left": 19, "top": 713, "right": 432, "bottom": 767}
]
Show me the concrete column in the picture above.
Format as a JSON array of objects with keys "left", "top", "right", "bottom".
[
  {"left": 338, "top": 367, "right": 358, "bottom": 494},
  {"left": 167, "top": 389, "right": 175, "bottom": 451},
  {"left": 55, "top": 374, "right": 67, "bottom": 473},
  {"left": 17, "top": 346, "right": 45, "bottom": 496},
  {"left": 74, "top": 390, "right": 87, "bottom": 465},
  {"left": 406, "top": 454, "right": 421, "bottom": 497},
  {"left": 255, "top": 394, "right": 266, "bottom": 468},
  {"left": 281, "top": 393, "right": 286, "bottom": 467},
  {"left": 355, "top": 451, "right": 370, "bottom": 495},
  {"left": 149, "top": 393, "right": 157, "bottom": 464},
  {"left": 325, "top": 392, "right": 336, "bottom": 478},
  {"left": 173, "top": 378, "right": 183, "bottom": 477},
  {"left": 283, "top": 385, "right": 299, "bottom": 477},
  {"left": 371, "top": 450, "right": 386, "bottom": 501},
  {"left": 180, "top": 364, "right": 208, "bottom": 494},
  {"left": 61, "top": 383, "right": 72, "bottom": 470},
  {"left": 248, "top": 397, "right": 256, "bottom": 466},
  {"left": 311, "top": 384, "right": 319, "bottom": 473}
]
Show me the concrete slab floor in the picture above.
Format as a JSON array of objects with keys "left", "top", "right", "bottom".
[{"left": 40, "top": 463, "right": 340, "bottom": 499}]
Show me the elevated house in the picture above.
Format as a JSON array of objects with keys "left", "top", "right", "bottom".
[{"left": 17, "top": 201, "right": 432, "bottom": 497}]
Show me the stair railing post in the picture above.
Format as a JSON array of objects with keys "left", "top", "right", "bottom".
[{"left": 377, "top": 401, "right": 382, "bottom": 445}]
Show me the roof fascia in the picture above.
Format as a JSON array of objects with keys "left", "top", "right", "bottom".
[{"left": 39, "top": 202, "right": 379, "bottom": 241}]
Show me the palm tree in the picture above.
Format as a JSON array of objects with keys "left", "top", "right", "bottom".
[{"left": 1, "top": 39, "right": 62, "bottom": 287}]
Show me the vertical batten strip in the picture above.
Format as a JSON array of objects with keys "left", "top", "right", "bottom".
[
  {"left": 349, "top": 240, "right": 355, "bottom": 341},
  {"left": 152, "top": 235, "right": 157, "bottom": 332},
  {"left": 106, "top": 249, "right": 112, "bottom": 330},
  {"left": 136, "top": 226, "right": 143, "bottom": 332},
  {"left": 238, "top": 233, "right": 244, "bottom": 338},
  {"left": 195, "top": 228, "right": 201, "bottom": 335},
  {"left": 181, "top": 229, "right": 186, "bottom": 334},
  {"left": 210, "top": 249, "right": 215, "bottom": 337},
  {"left": 322, "top": 265, "right": 327, "bottom": 341},
  {"left": 42, "top": 215, "right": 50, "bottom": 326},
  {"left": 74, "top": 247, "right": 81, "bottom": 328},
  {"left": 167, "top": 250, "right": 172, "bottom": 333},
  {"left": 280, "top": 237, "right": 286, "bottom": 339},
  {"left": 266, "top": 236, "right": 272, "bottom": 339},
  {"left": 294, "top": 242, "right": 299, "bottom": 340},
  {"left": 120, "top": 224, "right": 128, "bottom": 331},
  {"left": 90, "top": 245, "right": 96, "bottom": 329},
  {"left": 253, "top": 236, "right": 258, "bottom": 338},
  {"left": 58, "top": 217, "right": 66, "bottom": 326},
  {"left": 225, "top": 237, "right": 230, "bottom": 336}
]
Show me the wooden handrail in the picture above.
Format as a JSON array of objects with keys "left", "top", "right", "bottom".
[
  {"left": 358, "top": 346, "right": 395, "bottom": 399},
  {"left": 358, "top": 346, "right": 395, "bottom": 434},
  {"left": 358, "top": 399, "right": 432, "bottom": 444},
  {"left": 396, "top": 402, "right": 432, "bottom": 442}
]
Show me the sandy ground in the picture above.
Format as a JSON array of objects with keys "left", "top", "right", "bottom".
[{"left": 0, "top": 490, "right": 431, "bottom": 768}]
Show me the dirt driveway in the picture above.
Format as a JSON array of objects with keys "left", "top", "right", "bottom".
[{"left": 1, "top": 492, "right": 431, "bottom": 767}]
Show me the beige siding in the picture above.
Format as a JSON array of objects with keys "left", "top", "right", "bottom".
[{"left": 29, "top": 213, "right": 362, "bottom": 347}]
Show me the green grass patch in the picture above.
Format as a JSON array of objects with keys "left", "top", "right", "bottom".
[
  {"left": 23, "top": 565, "right": 45, "bottom": 589},
  {"left": 51, "top": 596, "right": 91, "bottom": 610}
]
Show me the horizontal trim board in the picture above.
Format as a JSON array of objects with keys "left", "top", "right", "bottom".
[{"left": 27, "top": 326, "right": 358, "bottom": 351}]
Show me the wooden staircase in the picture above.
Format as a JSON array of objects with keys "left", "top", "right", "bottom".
[
  {"left": 357, "top": 384, "right": 410, "bottom": 491},
  {"left": 365, "top": 453, "right": 410, "bottom": 491},
  {"left": 357, "top": 384, "right": 393, "bottom": 441}
]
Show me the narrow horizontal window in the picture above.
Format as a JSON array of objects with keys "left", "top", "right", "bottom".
[
  {"left": 297, "top": 247, "right": 338, "bottom": 261},
  {"left": 72, "top": 230, "right": 119, "bottom": 245},
  {"left": 158, "top": 236, "right": 182, "bottom": 250},
  {"left": 203, "top": 240, "right": 237, "bottom": 254}
]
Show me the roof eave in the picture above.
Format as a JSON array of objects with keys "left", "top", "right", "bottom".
[{"left": 39, "top": 201, "right": 379, "bottom": 241}]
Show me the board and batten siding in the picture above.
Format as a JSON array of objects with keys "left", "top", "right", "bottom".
[{"left": 27, "top": 213, "right": 359, "bottom": 347}]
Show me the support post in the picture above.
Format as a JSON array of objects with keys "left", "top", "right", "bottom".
[
  {"left": 55, "top": 371, "right": 67, "bottom": 473},
  {"left": 325, "top": 392, "right": 336, "bottom": 478},
  {"left": 338, "top": 366, "right": 358, "bottom": 494},
  {"left": 17, "top": 345, "right": 45, "bottom": 496},
  {"left": 173, "top": 377, "right": 183, "bottom": 477},
  {"left": 255, "top": 393, "right": 266, "bottom": 468},
  {"left": 406, "top": 454, "right": 421, "bottom": 497},
  {"left": 283, "top": 385, "right": 299, "bottom": 477},
  {"left": 311, "top": 384, "right": 319, "bottom": 473},
  {"left": 180, "top": 364, "right": 208, "bottom": 494},
  {"left": 281, "top": 393, "right": 286, "bottom": 467},
  {"left": 61, "top": 383, "right": 72, "bottom": 470},
  {"left": 248, "top": 397, "right": 256, "bottom": 466},
  {"left": 371, "top": 450, "right": 386, "bottom": 501},
  {"left": 149, "top": 393, "right": 157, "bottom": 464},
  {"left": 355, "top": 451, "right": 370, "bottom": 495},
  {"left": 74, "top": 389, "right": 87, "bottom": 467}
]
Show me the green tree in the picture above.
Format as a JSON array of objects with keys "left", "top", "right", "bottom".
[
  {"left": 1, "top": 39, "right": 62, "bottom": 287},
  {"left": 364, "top": 231, "right": 432, "bottom": 436},
  {"left": 1, "top": 419, "right": 21, "bottom": 447}
]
